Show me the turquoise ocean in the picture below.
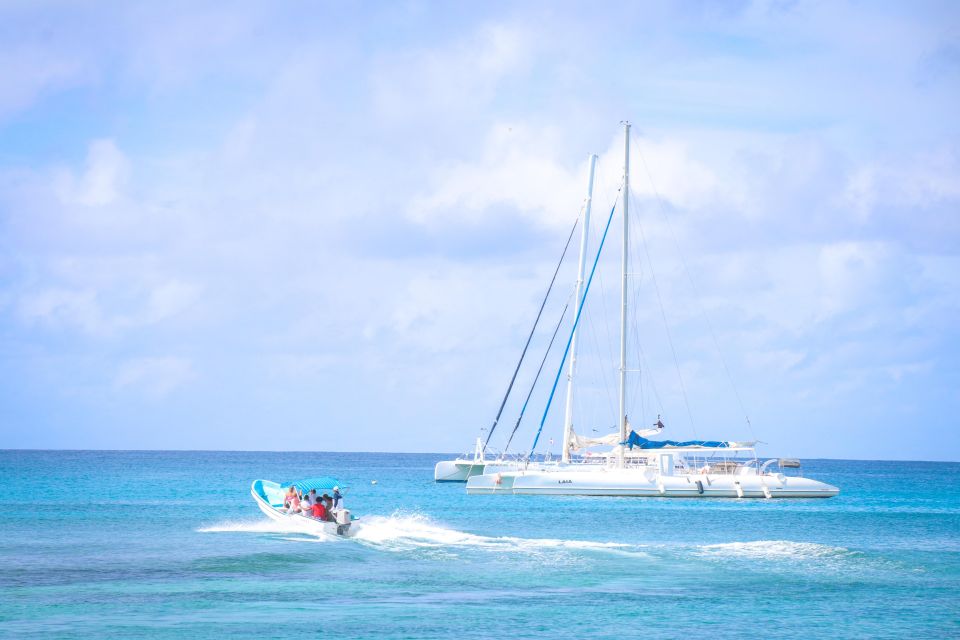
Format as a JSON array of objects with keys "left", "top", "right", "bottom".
[{"left": 1, "top": 450, "right": 958, "bottom": 638}]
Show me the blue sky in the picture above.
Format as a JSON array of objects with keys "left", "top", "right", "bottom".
[{"left": 0, "top": 1, "right": 957, "bottom": 460}]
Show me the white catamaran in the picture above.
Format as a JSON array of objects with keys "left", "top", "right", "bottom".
[{"left": 464, "top": 123, "right": 839, "bottom": 498}]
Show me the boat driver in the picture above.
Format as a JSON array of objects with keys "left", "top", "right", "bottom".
[{"left": 332, "top": 486, "right": 342, "bottom": 510}]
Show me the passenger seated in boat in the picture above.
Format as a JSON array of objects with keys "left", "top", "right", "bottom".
[
  {"left": 321, "top": 494, "right": 335, "bottom": 521},
  {"left": 303, "top": 489, "right": 317, "bottom": 508},
  {"left": 310, "top": 499, "right": 327, "bottom": 521},
  {"left": 283, "top": 487, "right": 301, "bottom": 513}
]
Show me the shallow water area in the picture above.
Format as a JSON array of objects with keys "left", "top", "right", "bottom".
[{"left": 1, "top": 451, "right": 958, "bottom": 638}]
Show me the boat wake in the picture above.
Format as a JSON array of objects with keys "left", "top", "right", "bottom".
[
  {"left": 197, "top": 519, "right": 334, "bottom": 542},
  {"left": 696, "top": 540, "right": 854, "bottom": 560},
  {"left": 199, "top": 512, "right": 647, "bottom": 557},
  {"left": 198, "top": 516, "right": 873, "bottom": 571},
  {"left": 691, "top": 539, "right": 911, "bottom": 576},
  {"left": 351, "top": 511, "right": 648, "bottom": 558}
]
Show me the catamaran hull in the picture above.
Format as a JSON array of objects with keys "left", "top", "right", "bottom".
[
  {"left": 467, "top": 470, "right": 839, "bottom": 498},
  {"left": 434, "top": 460, "right": 487, "bottom": 482},
  {"left": 250, "top": 482, "right": 353, "bottom": 536},
  {"left": 434, "top": 459, "right": 535, "bottom": 482}
]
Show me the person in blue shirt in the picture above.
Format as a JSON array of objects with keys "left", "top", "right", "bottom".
[{"left": 332, "top": 486, "right": 343, "bottom": 510}]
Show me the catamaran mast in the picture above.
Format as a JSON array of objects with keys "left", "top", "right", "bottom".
[
  {"left": 561, "top": 154, "right": 598, "bottom": 464},
  {"left": 618, "top": 122, "right": 630, "bottom": 468}
]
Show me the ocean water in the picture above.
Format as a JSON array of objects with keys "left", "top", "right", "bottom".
[{"left": 1, "top": 451, "right": 957, "bottom": 639}]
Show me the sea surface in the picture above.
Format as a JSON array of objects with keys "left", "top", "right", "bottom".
[{"left": 0, "top": 451, "right": 957, "bottom": 639}]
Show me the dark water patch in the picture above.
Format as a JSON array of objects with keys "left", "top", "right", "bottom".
[{"left": 190, "top": 552, "right": 313, "bottom": 575}]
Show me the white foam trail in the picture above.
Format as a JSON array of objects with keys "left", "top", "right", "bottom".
[
  {"left": 697, "top": 540, "right": 852, "bottom": 561},
  {"left": 199, "top": 512, "right": 648, "bottom": 557},
  {"left": 197, "top": 519, "right": 330, "bottom": 541},
  {"left": 352, "top": 511, "right": 648, "bottom": 557}
]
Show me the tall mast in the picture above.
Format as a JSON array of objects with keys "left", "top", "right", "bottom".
[
  {"left": 618, "top": 122, "right": 630, "bottom": 468},
  {"left": 561, "top": 154, "right": 597, "bottom": 464}
]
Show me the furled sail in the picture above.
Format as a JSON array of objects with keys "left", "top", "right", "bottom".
[
  {"left": 567, "top": 429, "right": 620, "bottom": 451},
  {"left": 620, "top": 431, "right": 755, "bottom": 450},
  {"left": 569, "top": 427, "right": 662, "bottom": 451}
]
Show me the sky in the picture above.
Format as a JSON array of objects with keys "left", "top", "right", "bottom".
[{"left": 0, "top": 1, "right": 958, "bottom": 460}]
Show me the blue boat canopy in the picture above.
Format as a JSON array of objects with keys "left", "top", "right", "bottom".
[
  {"left": 284, "top": 477, "right": 341, "bottom": 493},
  {"left": 621, "top": 431, "right": 734, "bottom": 450}
]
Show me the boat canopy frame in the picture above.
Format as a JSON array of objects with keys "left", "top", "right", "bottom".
[{"left": 284, "top": 477, "right": 341, "bottom": 493}]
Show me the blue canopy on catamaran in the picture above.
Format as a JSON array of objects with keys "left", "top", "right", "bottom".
[{"left": 621, "top": 431, "right": 733, "bottom": 450}]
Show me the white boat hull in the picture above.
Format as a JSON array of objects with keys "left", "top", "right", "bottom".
[
  {"left": 435, "top": 457, "right": 544, "bottom": 482},
  {"left": 434, "top": 459, "right": 487, "bottom": 482},
  {"left": 467, "top": 468, "right": 839, "bottom": 498}
]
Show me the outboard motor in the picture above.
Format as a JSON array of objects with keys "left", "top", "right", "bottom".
[{"left": 334, "top": 509, "right": 352, "bottom": 535}]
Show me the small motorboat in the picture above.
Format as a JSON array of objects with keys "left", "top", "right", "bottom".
[{"left": 251, "top": 477, "right": 355, "bottom": 536}]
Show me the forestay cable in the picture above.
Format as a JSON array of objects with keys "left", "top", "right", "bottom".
[{"left": 529, "top": 196, "right": 620, "bottom": 458}]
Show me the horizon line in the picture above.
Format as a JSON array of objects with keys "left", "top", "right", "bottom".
[{"left": 0, "top": 448, "right": 957, "bottom": 464}]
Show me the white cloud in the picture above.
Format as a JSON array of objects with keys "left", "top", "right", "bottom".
[
  {"left": 408, "top": 123, "right": 586, "bottom": 228},
  {"left": 0, "top": 45, "right": 88, "bottom": 121},
  {"left": 17, "top": 288, "right": 103, "bottom": 334},
  {"left": 372, "top": 23, "right": 532, "bottom": 120},
  {"left": 143, "top": 280, "right": 202, "bottom": 324},
  {"left": 16, "top": 278, "right": 200, "bottom": 337},
  {"left": 816, "top": 241, "right": 892, "bottom": 321},
  {"left": 840, "top": 148, "right": 960, "bottom": 222},
  {"left": 114, "top": 357, "right": 196, "bottom": 398},
  {"left": 56, "top": 139, "right": 130, "bottom": 207},
  {"left": 264, "top": 354, "right": 340, "bottom": 380}
]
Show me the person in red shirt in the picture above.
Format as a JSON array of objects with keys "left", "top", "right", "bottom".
[{"left": 311, "top": 501, "right": 327, "bottom": 520}]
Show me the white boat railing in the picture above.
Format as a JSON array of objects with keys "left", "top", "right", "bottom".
[{"left": 486, "top": 447, "right": 811, "bottom": 479}]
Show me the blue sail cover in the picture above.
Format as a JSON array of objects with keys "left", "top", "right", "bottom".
[{"left": 621, "top": 431, "right": 732, "bottom": 450}]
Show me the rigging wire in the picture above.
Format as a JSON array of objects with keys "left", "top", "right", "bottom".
[
  {"left": 631, "top": 182, "right": 699, "bottom": 439},
  {"left": 636, "top": 340, "right": 666, "bottom": 423},
  {"left": 595, "top": 268, "right": 619, "bottom": 396},
  {"left": 586, "top": 301, "right": 616, "bottom": 419},
  {"left": 591, "top": 154, "right": 621, "bottom": 423},
  {"left": 626, "top": 193, "right": 645, "bottom": 424},
  {"left": 481, "top": 214, "right": 580, "bottom": 454},
  {"left": 501, "top": 298, "right": 571, "bottom": 456},
  {"left": 634, "top": 142, "right": 757, "bottom": 441},
  {"left": 529, "top": 194, "right": 621, "bottom": 458}
]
